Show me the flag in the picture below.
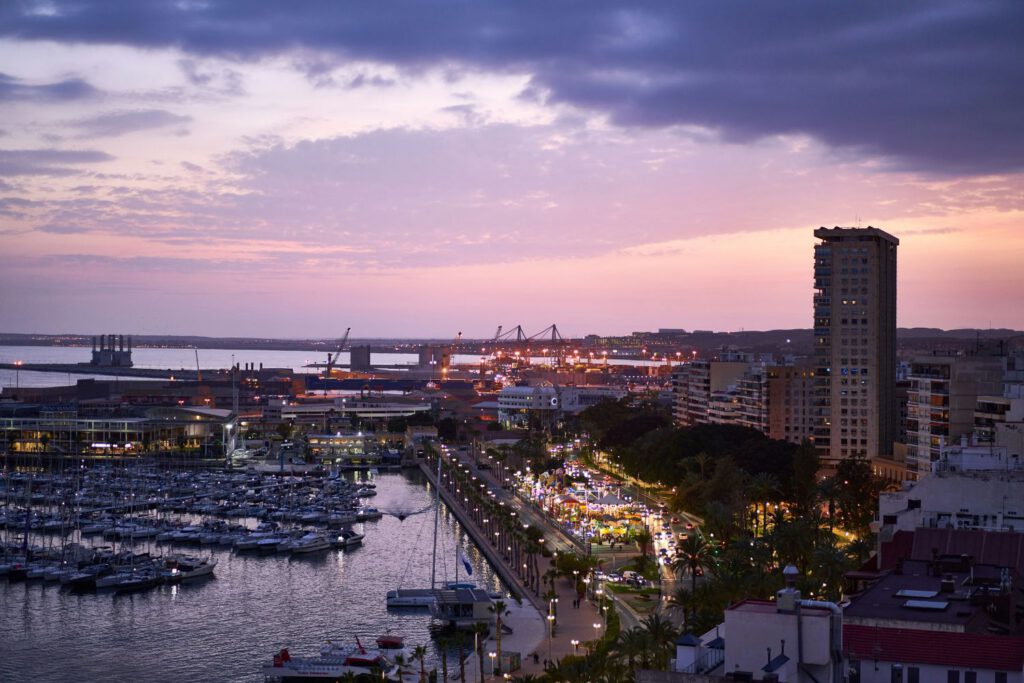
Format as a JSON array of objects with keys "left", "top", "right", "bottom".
[{"left": 458, "top": 548, "right": 473, "bottom": 576}]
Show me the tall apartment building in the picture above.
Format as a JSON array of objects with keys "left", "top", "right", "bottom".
[
  {"left": 672, "top": 356, "right": 816, "bottom": 445},
  {"left": 672, "top": 356, "right": 750, "bottom": 427},
  {"left": 904, "top": 351, "right": 1005, "bottom": 472},
  {"left": 812, "top": 226, "right": 899, "bottom": 466}
]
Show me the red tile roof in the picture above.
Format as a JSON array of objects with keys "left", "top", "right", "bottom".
[
  {"left": 879, "top": 528, "right": 1024, "bottom": 578},
  {"left": 844, "top": 624, "right": 1024, "bottom": 671}
]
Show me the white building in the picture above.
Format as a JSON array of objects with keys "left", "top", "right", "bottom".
[
  {"left": 496, "top": 384, "right": 626, "bottom": 428},
  {"left": 879, "top": 443, "right": 1024, "bottom": 534},
  {"left": 669, "top": 566, "right": 844, "bottom": 682}
]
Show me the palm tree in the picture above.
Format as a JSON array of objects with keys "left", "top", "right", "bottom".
[
  {"left": 641, "top": 613, "right": 679, "bottom": 669},
  {"left": 393, "top": 653, "right": 411, "bottom": 682},
  {"left": 412, "top": 644, "right": 428, "bottom": 683},
  {"left": 472, "top": 622, "right": 489, "bottom": 683},
  {"left": 672, "top": 532, "right": 714, "bottom": 594},
  {"left": 457, "top": 632, "right": 467, "bottom": 683},
  {"left": 436, "top": 636, "right": 450, "bottom": 683},
  {"left": 633, "top": 527, "right": 654, "bottom": 575},
  {"left": 613, "top": 627, "right": 648, "bottom": 670},
  {"left": 693, "top": 451, "right": 711, "bottom": 480},
  {"left": 747, "top": 472, "right": 779, "bottom": 536},
  {"left": 489, "top": 599, "right": 509, "bottom": 675}
]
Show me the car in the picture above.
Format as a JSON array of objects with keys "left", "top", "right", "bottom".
[
  {"left": 606, "top": 572, "right": 622, "bottom": 583},
  {"left": 685, "top": 522, "right": 695, "bottom": 530},
  {"left": 671, "top": 517, "right": 680, "bottom": 524},
  {"left": 678, "top": 532, "right": 689, "bottom": 540},
  {"left": 658, "top": 547, "right": 668, "bottom": 556}
]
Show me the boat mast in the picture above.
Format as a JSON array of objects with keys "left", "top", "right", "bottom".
[{"left": 429, "top": 449, "right": 442, "bottom": 590}]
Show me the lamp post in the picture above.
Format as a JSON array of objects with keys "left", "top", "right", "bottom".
[
  {"left": 571, "top": 639, "right": 579, "bottom": 655},
  {"left": 488, "top": 652, "right": 496, "bottom": 680},
  {"left": 546, "top": 614, "right": 555, "bottom": 662}
]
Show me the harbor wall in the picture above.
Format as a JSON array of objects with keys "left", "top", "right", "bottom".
[{"left": 418, "top": 459, "right": 539, "bottom": 610}]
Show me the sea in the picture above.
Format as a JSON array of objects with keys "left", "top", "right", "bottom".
[
  {"left": 0, "top": 343, "right": 657, "bottom": 391},
  {"left": 0, "top": 469, "right": 501, "bottom": 682}
]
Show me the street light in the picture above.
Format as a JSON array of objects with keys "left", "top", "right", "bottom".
[
  {"left": 546, "top": 614, "right": 555, "bottom": 661},
  {"left": 488, "top": 652, "right": 496, "bottom": 679},
  {"left": 570, "top": 639, "right": 579, "bottom": 655}
]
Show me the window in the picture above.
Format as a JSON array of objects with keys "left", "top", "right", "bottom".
[
  {"left": 995, "top": 673, "right": 1008, "bottom": 683},
  {"left": 963, "top": 673, "right": 976, "bottom": 683},
  {"left": 891, "top": 665, "right": 904, "bottom": 683},
  {"left": 907, "top": 668, "right": 919, "bottom": 683},
  {"left": 947, "top": 672, "right": 960, "bottom": 683}
]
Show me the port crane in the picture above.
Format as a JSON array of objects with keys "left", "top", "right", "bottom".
[{"left": 323, "top": 328, "right": 351, "bottom": 379}]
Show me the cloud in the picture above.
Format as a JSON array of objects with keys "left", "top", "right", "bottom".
[
  {"left": 69, "top": 109, "right": 192, "bottom": 138},
  {"left": 176, "top": 58, "right": 245, "bottom": 95},
  {"left": 0, "top": 148, "right": 114, "bottom": 176},
  {"left": 1, "top": 2, "right": 1022, "bottom": 173},
  {"left": 0, "top": 71, "right": 100, "bottom": 101}
]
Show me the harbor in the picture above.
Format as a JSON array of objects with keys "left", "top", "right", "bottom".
[{"left": 0, "top": 467, "right": 503, "bottom": 682}]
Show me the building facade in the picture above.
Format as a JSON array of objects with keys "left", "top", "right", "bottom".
[
  {"left": 812, "top": 226, "right": 899, "bottom": 466},
  {"left": 905, "top": 352, "right": 1005, "bottom": 471}
]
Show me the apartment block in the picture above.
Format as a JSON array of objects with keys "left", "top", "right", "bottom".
[
  {"left": 812, "top": 226, "right": 899, "bottom": 466},
  {"left": 905, "top": 351, "right": 1005, "bottom": 472}
]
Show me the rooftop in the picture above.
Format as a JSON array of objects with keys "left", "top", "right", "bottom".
[{"left": 844, "top": 558, "right": 1019, "bottom": 634}]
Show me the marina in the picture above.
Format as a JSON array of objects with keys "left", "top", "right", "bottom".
[{"left": 0, "top": 468, "right": 504, "bottom": 682}]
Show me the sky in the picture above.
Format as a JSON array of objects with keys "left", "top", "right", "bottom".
[{"left": 1, "top": 1, "right": 1022, "bottom": 339}]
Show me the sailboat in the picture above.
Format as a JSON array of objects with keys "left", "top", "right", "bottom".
[{"left": 384, "top": 451, "right": 496, "bottom": 629}]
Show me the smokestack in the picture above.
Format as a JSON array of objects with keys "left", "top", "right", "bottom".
[{"left": 92, "top": 336, "right": 97, "bottom": 352}]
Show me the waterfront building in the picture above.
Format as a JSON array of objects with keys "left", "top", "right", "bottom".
[
  {"left": 264, "top": 396, "right": 432, "bottom": 425},
  {"left": 496, "top": 384, "right": 626, "bottom": 429},
  {"left": 0, "top": 402, "right": 237, "bottom": 457},
  {"left": 904, "top": 350, "right": 1005, "bottom": 472},
  {"left": 812, "top": 226, "right": 899, "bottom": 467}
]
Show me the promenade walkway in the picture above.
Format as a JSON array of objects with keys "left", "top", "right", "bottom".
[
  {"left": 459, "top": 563, "right": 609, "bottom": 682},
  {"left": 424, "top": 451, "right": 613, "bottom": 681}
]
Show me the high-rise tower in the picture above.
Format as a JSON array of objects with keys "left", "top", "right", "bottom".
[{"left": 812, "top": 227, "right": 899, "bottom": 467}]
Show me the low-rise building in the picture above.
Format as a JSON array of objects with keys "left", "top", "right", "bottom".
[{"left": 878, "top": 445, "right": 1024, "bottom": 534}]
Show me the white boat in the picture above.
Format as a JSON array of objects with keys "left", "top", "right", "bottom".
[
  {"left": 385, "top": 588, "right": 437, "bottom": 607},
  {"left": 162, "top": 555, "right": 217, "bottom": 582},
  {"left": 355, "top": 507, "right": 382, "bottom": 522},
  {"left": 326, "top": 511, "right": 357, "bottom": 527},
  {"left": 262, "top": 644, "right": 400, "bottom": 681},
  {"left": 290, "top": 533, "right": 331, "bottom": 554},
  {"left": 331, "top": 530, "right": 364, "bottom": 549}
]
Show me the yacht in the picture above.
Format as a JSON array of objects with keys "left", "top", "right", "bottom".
[
  {"left": 162, "top": 555, "right": 217, "bottom": 582},
  {"left": 262, "top": 643, "right": 400, "bottom": 681},
  {"left": 331, "top": 530, "right": 364, "bottom": 549},
  {"left": 355, "top": 507, "right": 382, "bottom": 522},
  {"left": 290, "top": 533, "right": 331, "bottom": 555}
]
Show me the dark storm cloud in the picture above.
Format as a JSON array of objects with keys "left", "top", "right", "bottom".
[
  {"left": 69, "top": 109, "right": 193, "bottom": 138},
  {"left": 2, "top": 1, "right": 1023, "bottom": 173},
  {"left": 0, "top": 71, "right": 100, "bottom": 101},
  {"left": 0, "top": 148, "right": 114, "bottom": 176}
]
